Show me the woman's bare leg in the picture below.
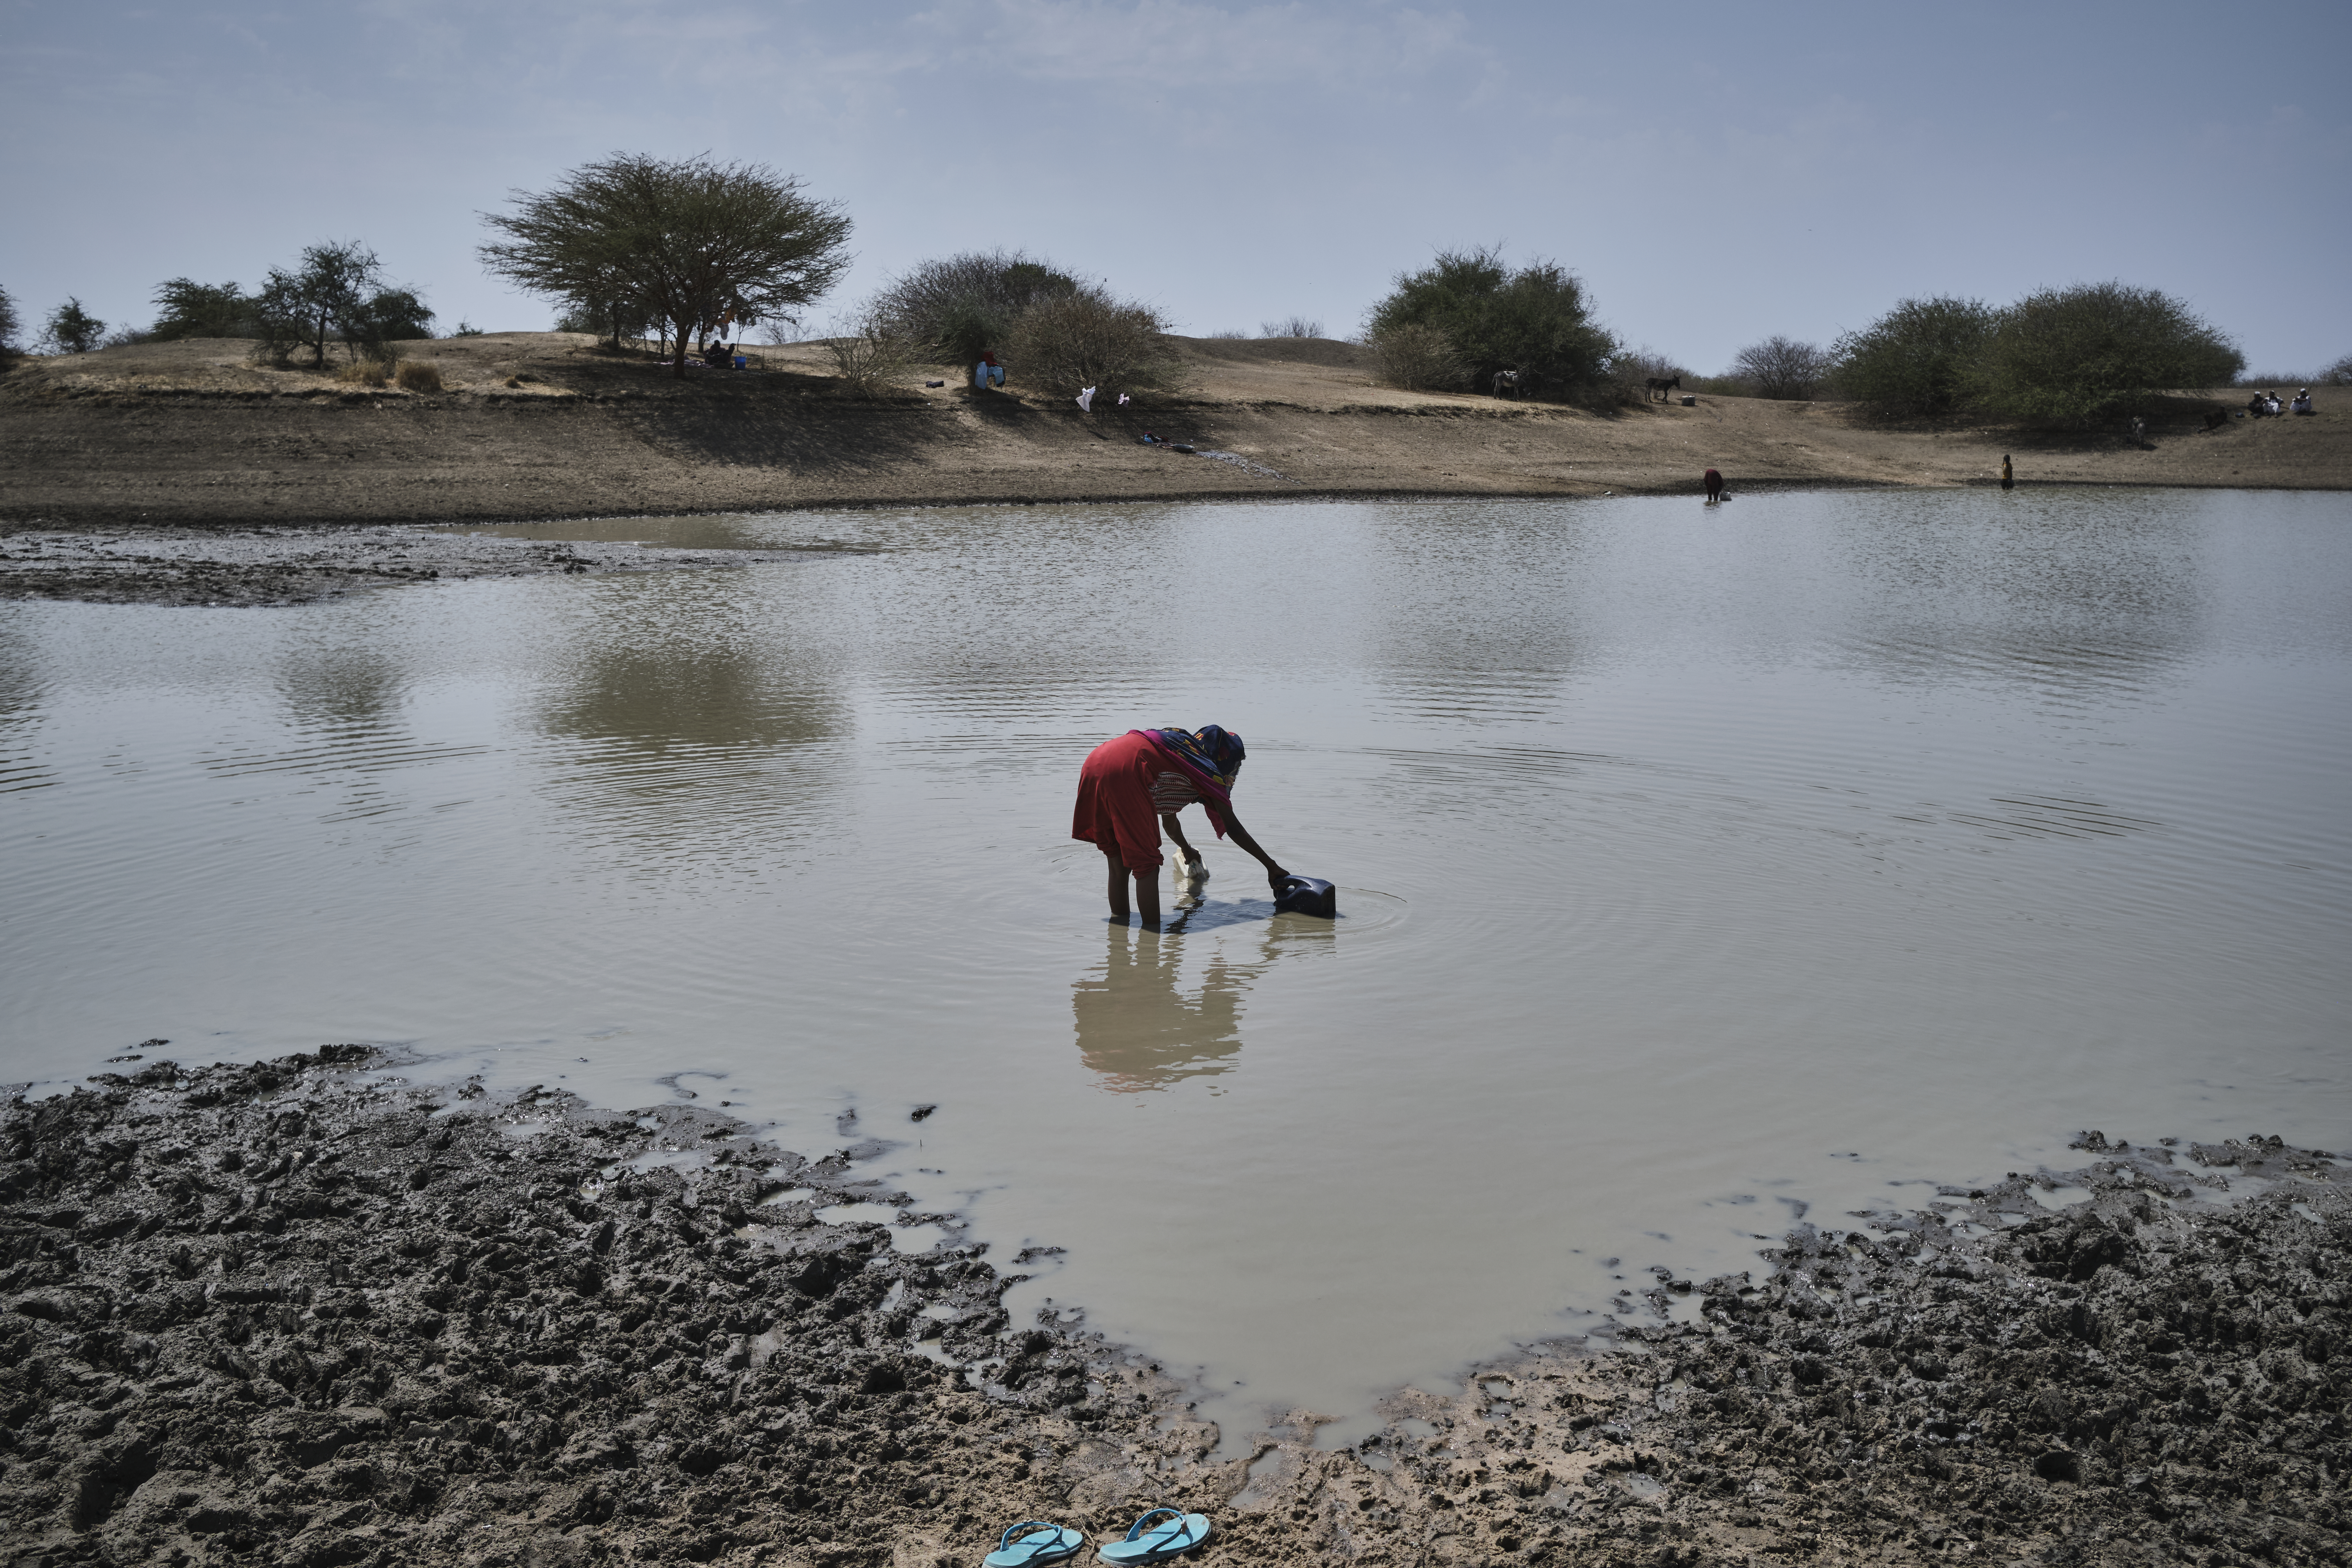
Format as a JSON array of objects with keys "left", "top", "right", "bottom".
[
  {"left": 1106, "top": 854, "right": 1131, "bottom": 921},
  {"left": 1133, "top": 867, "right": 1161, "bottom": 928}
]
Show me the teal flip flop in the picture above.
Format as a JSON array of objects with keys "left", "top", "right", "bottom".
[
  {"left": 1096, "top": 1507, "right": 1211, "bottom": 1565},
  {"left": 985, "top": 1521, "right": 1084, "bottom": 1568}
]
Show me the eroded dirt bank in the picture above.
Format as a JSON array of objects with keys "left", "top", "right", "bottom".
[
  {"left": 2, "top": 1048, "right": 2343, "bottom": 1568},
  {"left": 3, "top": 334, "right": 2344, "bottom": 543}
]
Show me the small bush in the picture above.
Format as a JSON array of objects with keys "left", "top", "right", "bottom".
[
  {"left": 1004, "top": 289, "right": 1185, "bottom": 400},
  {"left": 1731, "top": 335, "right": 1834, "bottom": 400},
  {"left": 1260, "top": 316, "right": 1324, "bottom": 339},
  {"left": 394, "top": 361, "right": 443, "bottom": 393},
  {"left": 337, "top": 358, "right": 391, "bottom": 387},
  {"left": 1368, "top": 323, "right": 1467, "bottom": 392},
  {"left": 822, "top": 312, "right": 915, "bottom": 395},
  {"left": 872, "top": 250, "right": 1080, "bottom": 366},
  {"left": 2323, "top": 354, "right": 2352, "bottom": 387},
  {"left": 41, "top": 297, "right": 106, "bottom": 355}
]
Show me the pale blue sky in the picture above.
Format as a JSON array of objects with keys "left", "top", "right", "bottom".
[{"left": 4, "top": 1, "right": 2346, "bottom": 372}]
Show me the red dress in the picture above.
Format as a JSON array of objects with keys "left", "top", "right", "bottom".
[{"left": 1072, "top": 732, "right": 1231, "bottom": 871}]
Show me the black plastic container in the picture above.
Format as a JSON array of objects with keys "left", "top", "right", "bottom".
[{"left": 1273, "top": 875, "right": 1337, "bottom": 919}]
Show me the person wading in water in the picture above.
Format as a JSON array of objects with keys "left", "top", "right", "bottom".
[
  {"left": 2000, "top": 455, "right": 2014, "bottom": 491},
  {"left": 1073, "top": 726, "right": 1291, "bottom": 926}
]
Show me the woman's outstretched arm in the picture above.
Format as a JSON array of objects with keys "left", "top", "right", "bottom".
[{"left": 1216, "top": 810, "right": 1289, "bottom": 891}]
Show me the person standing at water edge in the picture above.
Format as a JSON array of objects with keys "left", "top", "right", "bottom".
[
  {"left": 2000, "top": 455, "right": 2014, "bottom": 491},
  {"left": 1073, "top": 727, "right": 1291, "bottom": 926}
]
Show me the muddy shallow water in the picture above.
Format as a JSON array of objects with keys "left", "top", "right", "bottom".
[{"left": 4, "top": 488, "right": 2348, "bottom": 1444}]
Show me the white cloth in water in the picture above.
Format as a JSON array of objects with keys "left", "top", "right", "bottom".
[
  {"left": 1076, "top": 386, "right": 1097, "bottom": 413},
  {"left": 1118, "top": 393, "right": 1130, "bottom": 406}
]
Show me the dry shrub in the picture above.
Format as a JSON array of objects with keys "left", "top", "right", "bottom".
[
  {"left": 1368, "top": 323, "right": 1466, "bottom": 392},
  {"left": 1730, "top": 335, "right": 1833, "bottom": 400},
  {"left": 1005, "top": 290, "right": 1186, "bottom": 400},
  {"left": 394, "top": 361, "right": 443, "bottom": 393},
  {"left": 822, "top": 313, "right": 915, "bottom": 395},
  {"left": 337, "top": 358, "right": 391, "bottom": 387}
]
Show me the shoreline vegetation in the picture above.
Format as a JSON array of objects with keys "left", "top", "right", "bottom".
[
  {"left": 3, "top": 1046, "right": 2344, "bottom": 1568},
  {"left": 1, "top": 331, "right": 2346, "bottom": 607}
]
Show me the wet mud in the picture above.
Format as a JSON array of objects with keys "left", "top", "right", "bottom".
[
  {"left": 0, "top": 525, "right": 800, "bottom": 608},
  {"left": 3, "top": 1050, "right": 2343, "bottom": 1568}
]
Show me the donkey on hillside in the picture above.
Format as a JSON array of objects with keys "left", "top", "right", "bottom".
[
  {"left": 1493, "top": 368, "right": 1525, "bottom": 399},
  {"left": 1646, "top": 375, "right": 1682, "bottom": 403}
]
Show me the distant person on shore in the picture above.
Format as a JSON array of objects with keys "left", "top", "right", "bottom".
[
  {"left": 1073, "top": 726, "right": 1291, "bottom": 927},
  {"left": 2291, "top": 389, "right": 2314, "bottom": 415},
  {"left": 1704, "top": 467, "right": 1724, "bottom": 504},
  {"left": 975, "top": 349, "right": 1006, "bottom": 390},
  {"left": 2266, "top": 394, "right": 2283, "bottom": 417},
  {"left": 2000, "top": 455, "right": 2013, "bottom": 491},
  {"left": 2248, "top": 392, "right": 2269, "bottom": 419}
]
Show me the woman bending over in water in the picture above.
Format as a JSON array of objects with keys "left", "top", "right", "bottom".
[{"left": 1073, "top": 726, "right": 1291, "bottom": 926}]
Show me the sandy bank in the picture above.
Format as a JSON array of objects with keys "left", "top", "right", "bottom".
[
  {"left": 4, "top": 1047, "right": 2344, "bottom": 1567},
  {"left": 2, "top": 335, "right": 2344, "bottom": 545}
]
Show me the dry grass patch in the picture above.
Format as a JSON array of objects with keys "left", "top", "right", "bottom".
[
  {"left": 336, "top": 359, "right": 391, "bottom": 387},
  {"left": 393, "top": 361, "right": 443, "bottom": 393}
]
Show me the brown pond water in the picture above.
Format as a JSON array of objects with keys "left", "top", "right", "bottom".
[{"left": 4, "top": 488, "right": 2348, "bottom": 1444}]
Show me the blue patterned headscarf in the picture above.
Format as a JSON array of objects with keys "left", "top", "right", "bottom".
[{"left": 1135, "top": 725, "right": 1245, "bottom": 803}]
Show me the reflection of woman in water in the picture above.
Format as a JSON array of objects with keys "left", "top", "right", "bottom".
[
  {"left": 1072, "top": 726, "right": 1290, "bottom": 926},
  {"left": 1072, "top": 929, "right": 1257, "bottom": 1092}
]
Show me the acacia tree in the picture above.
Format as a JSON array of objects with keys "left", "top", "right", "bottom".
[
  {"left": 256, "top": 242, "right": 384, "bottom": 368},
  {"left": 1730, "top": 335, "right": 1834, "bottom": 399},
  {"left": 150, "top": 279, "right": 265, "bottom": 340},
  {"left": 479, "top": 154, "right": 852, "bottom": 377},
  {"left": 0, "top": 284, "right": 20, "bottom": 361},
  {"left": 41, "top": 298, "right": 107, "bottom": 354}
]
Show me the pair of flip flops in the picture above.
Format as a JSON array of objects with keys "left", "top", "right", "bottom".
[{"left": 985, "top": 1509, "right": 1211, "bottom": 1567}]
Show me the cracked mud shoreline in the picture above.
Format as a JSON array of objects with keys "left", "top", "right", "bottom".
[
  {"left": 3, "top": 1049, "right": 2344, "bottom": 1568},
  {"left": 0, "top": 525, "right": 807, "bottom": 608}
]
